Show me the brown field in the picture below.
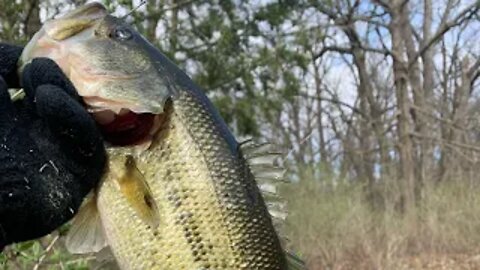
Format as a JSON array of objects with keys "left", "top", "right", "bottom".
[{"left": 282, "top": 173, "right": 480, "bottom": 270}]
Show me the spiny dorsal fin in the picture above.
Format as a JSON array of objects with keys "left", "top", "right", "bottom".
[
  {"left": 240, "top": 139, "right": 288, "bottom": 222},
  {"left": 66, "top": 192, "right": 107, "bottom": 254},
  {"left": 266, "top": 201, "right": 287, "bottom": 221},
  {"left": 241, "top": 141, "right": 281, "bottom": 159},
  {"left": 241, "top": 139, "right": 307, "bottom": 269},
  {"left": 252, "top": 166, "right": 286, "bottom": 181},
  {"left": 286, "top": 250, "right": 308, "bottom": 270},
  {"left": 240, "top": 140, "right": 287, "bottom": 177},
  {"left": 258, "top": 182, "right": 277, "bottom": 195}
]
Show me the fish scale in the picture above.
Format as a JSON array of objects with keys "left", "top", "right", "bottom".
[
  {"left": 97, "top": 91, "right": 286, "bottom": 269},
  {"left": 19, "top": 3, "right": 301, "bottom": 269},
  {"left": 178, "top": 91, "right": 285, "bottom": 267}
]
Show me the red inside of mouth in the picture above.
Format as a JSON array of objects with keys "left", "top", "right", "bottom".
[{"left": 98, "top": 111, "right": 155, "bottom": 146}]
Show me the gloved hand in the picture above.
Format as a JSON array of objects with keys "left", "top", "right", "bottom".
[{"left": 0, "top": 43, "right": 106, "bottom": 250}]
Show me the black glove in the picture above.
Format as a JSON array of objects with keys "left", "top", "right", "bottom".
[{"left": 0, "top": 43, "right": 106, "bottom": 250}]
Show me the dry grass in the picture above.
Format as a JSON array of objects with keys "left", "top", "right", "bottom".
[{"left": 281, "top": 172, "right": 480, "bottom": 270}]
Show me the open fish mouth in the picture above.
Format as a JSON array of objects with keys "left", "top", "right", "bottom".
[
  {"left": 89, "top": 101, "right": 169, "bottom": 147},
  {"left": 93, "top": 109, "right": 155, "bottom": 146},
  {"left": 84, "top": 98, "right": 165, "bottom": 147}
]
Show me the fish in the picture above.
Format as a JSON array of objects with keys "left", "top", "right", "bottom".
[{"left": 19, "top": 3, "right": 304, "bottom": 270}]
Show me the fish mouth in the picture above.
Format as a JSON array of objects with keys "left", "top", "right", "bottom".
[
  {"left": 85, "top": 95, "right": 166, "bottom": 146},
  {"left": 92, "top": 108, "right": 165, "bottom": 147},
  {"left": 95, "top": 110, "right": 155, "bottom": 146}
]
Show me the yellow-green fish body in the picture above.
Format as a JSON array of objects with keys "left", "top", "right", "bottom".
[
  {"left": 20, "top": 3, "right": 303, "bottom": 269},
  {"left": 99, "top": 94, "right": 286, "bottom": 269}
]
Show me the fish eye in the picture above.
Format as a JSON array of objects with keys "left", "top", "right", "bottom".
[{"left": 112, "top": 27, "right": 132, "bottom": 41}]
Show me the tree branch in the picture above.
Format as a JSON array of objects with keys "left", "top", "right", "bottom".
[
  {"left": 314, "top": 44, "right": 390, "bottom": 60},
  {"left": 411, "top": 132, "right": 480, "bottom": 153},
  {"left": 314, "top": 45, "right": 353, "bottom": 59},
  {"left": 298, "top": 93, "right": 368, "bottom": 119},
  {"left": 372, "top": 0, "right": 391, "bottom": 10},
  {"left": 409, "top": 1, "right": 480, "bottom": 67}
]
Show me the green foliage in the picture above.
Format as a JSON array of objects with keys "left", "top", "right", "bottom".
[
  {"left": 118, "top": 0, "right": 309, "bottom": 138},
  {"left": 1, "top": 235, "right": 91, "bottom": 269},
  {"left": 0, "top": 1, "right": 30, "bottom": 43},
  {"left": 254, "top": 2, "right": 296, "bottom": 27}
]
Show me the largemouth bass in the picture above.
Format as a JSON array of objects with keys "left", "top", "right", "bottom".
[{"left": 19, "top": 3, "right": 303, "bottom": 270}]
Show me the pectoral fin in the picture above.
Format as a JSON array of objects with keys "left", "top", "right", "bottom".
[
  {"left": 116, "top": 155, "right": 160, "bottom": 229},
  {"left": 66, "top": 192, "right": 107, "bottom": 254}
]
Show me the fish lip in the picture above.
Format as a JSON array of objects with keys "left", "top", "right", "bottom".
[
  {"left": 18, "top": 3, "right": 108, "bottom": 73},
  {"left": 85, "top": 97, "right": 165, "bottom": 115},
  {"left": 59, "top": 2, "right": 108, "bottom": 20},
  {"left": 43, "top": 3, "right": 107, "bottom": 41}
]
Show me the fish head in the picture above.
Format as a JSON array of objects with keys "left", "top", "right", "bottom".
[{"left": 19, "top": 3, "right": 173, "bottom": 146}]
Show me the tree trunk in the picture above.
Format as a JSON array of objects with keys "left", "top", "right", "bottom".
[
  {"left": 390, "top": 0, "right": 416, "bottom": 212},
  {"left": 400, "top": 3, "right": 428, "bottom": 200},
  {"left": 24, "top": 0, "right": 41, "bottom": 39},
  {"left": 146, "top": 0, "right": 160, "bottom": 41},
  {"left": 420, "top": 0, "right": 435, "bottom": 186}
]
